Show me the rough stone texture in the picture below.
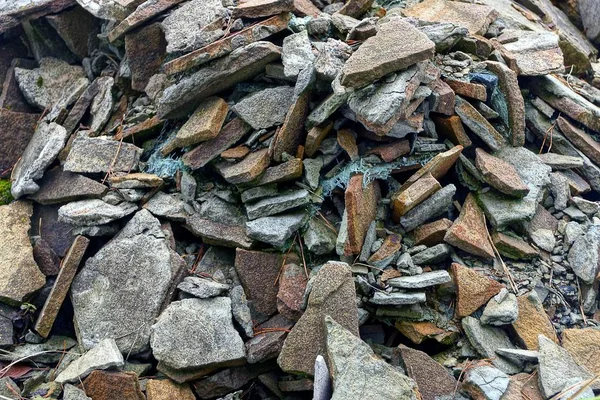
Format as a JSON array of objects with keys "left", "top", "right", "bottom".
[
  {"left": 246, "top": 212, "right": 305, "bottom": 247},
  {"left": 192, "top": 361, "right": 276, "bottom": 398},
  {"left": 272, "top": 90, "right": 311, "bottom": 162},
  {"left": 32, "top": 236, "right": 61, "bottom": 276},
  {"left": 579, "top": 0, "right": 600, "bottom": 44},
  {"left": 480, "top": 289, "right": 519, "bottom": 326},
  {"left": 234, "top": 249, "right": 282, "bottom": 316},
  {"left": 432, "top": 114, "right": 472, "bottom": 148},
  {"left": 392, "top": 172, "right": 441, "bottom": 220},
  {"left": 476, "top": 148, "right": 529, "bottom": 198},
  {"left": 45, "top": 5, "right": 99, "bottom": 60},
  {"left": 0, "top": 201, "right": 45, "bottom": 303},
  {"left": 216, "top": 148, "right": 269, "bottom": 184},
  {"left": 246, "top": 189, "right": 310, "bottom": 220},
  {"left": 344, "top": 174, "right": 380, "bottom": 255},
  {"left": 58, "top": 199, "right": 137, "bottom": 226},
  {"left": 30, "top": 167, "right": 107, "bottom": 204},
  {"left": 444, "top": 193, "right": 495, "bottom": 259},
  {"left": 463, "top": 364, "right": 509, "bottom": 400},
  {"left": 233, "top": 87, "right": 294, "bottom": 130},
  {"left": 445, "top": 78, "right": 487, "bottom": 101},
  {"left": 63, "top": 384, "right": 92, "bottom": 400},
  {"left": 452, "top": 262, "right": 504, "bottom": 317},
  {"left": 501, "top": 373, "right": 545, "bottom": 400},
  {"left": 146, "top": 379, "right": 195, "bottom": 400},
  {"left": 398, "top": 345, "right": 458, "bottom": 400},
  {"left": 82, "top": 371, "right": 145, "bottom": 400},
  {"left": 177, "top": 276, "right": 229, "bottom": 299},
  {"left": 56, "top": 338, "right": 124, "bottom": 383},
  {"left": 305, "top": 216, "right": 337, "bottom": 255},
  {"left": 0, "top": 109, "right": 39, "bottom": 179},
  {"left": 400, "top": 184, "right": 456, "bottom": 232},
  {"left": 278, "top": 262, "right": 358, "bottom": 376},
  {"left": 11, "top": 121, "right": 68, "bottom": 199},
  {"left": 72, "top": 210, "right": 185, "bottom": 354},
  {"left": 502, "top": 31, "right": 564, "bottom": 76},
  {"left": 568, "top": 224, "right": 600, "bottom": 284},
  {"left": 246, "top": 314, "right": 294, "bottom": 364},
  {"left": 125, "top": 23, "right": 167, "bottom": 92},
  {"left": 14, "top": 57, "right": 88, "bottom": 110},
  {"left": 65, "top": 136, "right": 141, "bottom": 174},
  {"left": 257, "top": 158, "right": 303, "bottom": 186},
  {"left": 512, "top": 291, "right": 558, "bottom": 350},
  {"left": 454, "top": 96, "right": 506, "bottom": 152},
  {"left": 538, "top": 334, "right": 595, "bottom": 398},
  {"left": 32, "top": 204, "right": 76, "bottom": 257},
  {"left": 277, "top": 263, "right": 307, "bottom": 320},
  {"left": 340, "top": 17, "right": 435, "bottom": 88},
  {"left": 282, "top": 30, "right": 314, "bottom": 78},
  {"left": 492, "top": 232, "right": 538, "bottom": 260},
  {"left": 186, "top": 215, "right": 254, "bottom": 249},
  {"left": 326, "top": 317, "right": 418, "bottom": 400},
  {"left": 562, "top": 328, "right": 600, "bottom": 376},
  {"left": 401, "top": 146, "right": 463, "bottom": 190},
  {"left": 387, "top": 271, "right": 451, "bottom": 289},
  {"left": 35, "top": 235, "right": 89, "bottom": 338},
  {"left": 404, "top": 0, "right": 498, "bottom": 35},
  {"left": 413, "top": 218, "right": 453, "bottom": 247},
  {"left": 150, "top": 298, "right": 245, "bottom": 373}
]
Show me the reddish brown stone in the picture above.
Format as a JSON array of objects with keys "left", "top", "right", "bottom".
[
  {"left": 304, "top": 121, "right": 333, "bottom": 157},
  {"left": 185, "top": 216, "right": 254, "bottom": 249},
  {"left": 146, "top": 379, "right": 195, "bottom": 400},
  {"left": 492, "top": 232, "right": 538, "bottom": 260},
  {"left": 217, "top": 148, "right": 270, "bottom": 184},
  {"left": 246, "top": 314, "right": 294, "bottom": 364},
  {"left": 445, "top": 78, "right": 487, "bottom": 101},
  {"left": 451, "top": 262, "right": 504, "bottom": 317},
  {"left": 277, "top": 263, "right": 308, "bottom": 320},
  {"left": 413, "top": 218, "right": 453, "bottom": 247},
  {"left": 392, "top": 172, "right": 441, "bottom": 221},
  {"left": 366, "top": 140, "right": 410, "bottom": 162},
  {"left": 395, "top": 321, "right": 445, "bottom": 345},
  {"left": 432, "top": 114, "right": 472, "bottom": 148},
  {"left": 337, "top": 129, "right": 359, "bottom": 160},
  {"left": 429, "top": 79, "right": 455, "bottom": 115},
  {"left": 0, "top": 109, "right": 39, "bottom": 178},
  {"left": 257, "top": 158, "right": 303, "bottom": 186},
  {"left": 221, "top": 146, "right": 250, "bottom": 160},
  {"left": 82, "top": 371, "right": 144, "bottom": 400},
  {"left": 404, "top": 0, "right": 498, "bottom": 34},
  {"left": 400, "top": 146, "right": 463, "bottom": 191},
  {"left": 557, "top": 116, "right": 600, "bottom": 166},
  {"left": 399, "top": 345, "right": 459, "bottom": 400},
  {"left": 337, "top": 0, "right": 373, "bottom": 17},
  {"left": 444, "top": 193, "right": 495, "bottom": 259},
  {"left": 233, "top": 0, "right": 294, "bottom": 18},
  {"left": 562, "top": 328, "right": 600, "bottom": 376},
  {"left": 292, "top": 0, "right": 320, "bottom": 16},
  {"left": 235, "top": 249, "right": 283, "bottom": 316},
  {"left": 502, "top": 373, "right": 545, "bottom": 400},
  {"left": 32, "top": 236, "right": 60, "bottom": 276},
  {"left": 344, "top": 174, "right": 381, "bottom": 255},
  {"left": 368, "top": 234, "right": 402, "bottom": 265},
  {"left": 475, "top": 148, "right": 529, "bottom": 198},
  {"left": 272, "top": 90, "right": 310, "bottom": 162},
  {"left": 125, "top": 23, "right": 167, "bottom": 92},
  {"left": 114, "top": 116, "right": 164, "bottom": 142},
  {"left": 511, "top": 291, "right": 557, "bottom": 350}
]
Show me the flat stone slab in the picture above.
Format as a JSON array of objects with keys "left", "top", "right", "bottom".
[
  {"left": 56, "top": 338, "right": 124, "bottom": 384},
  {"left": 64, "top": 136, "right": 142, "bottom": 174},
  {"left": 58, "top": 199, "right": 138, "bottom": 226},
  {"left": 246, "top": 212, "right": 305, "bottom": 247},
  {"left": 387, "top": 270, "right": 451, "bottom": 289},
  {"left": 246, "top": 189, "right": 310, "bottom": 220},
  {"left": 232, "top": 86, "right": 294, "bottom": 130},
  {"left": 404, "top": 0, "right": 498, "bottom": 35},
  {"left": 370, "top": 291, "right": 427, "bottom": 305},
  {"left": 29, "top": 167, "right": 107, "bottom": 204},
  {"left": 501, "top": 31, "right": 564, "bottom": 76}
]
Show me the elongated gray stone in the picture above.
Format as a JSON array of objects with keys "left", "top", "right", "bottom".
[
  {"left": 246, "top": 212, "right": 306, "bottom": 247},
  {"left": 246, "top": 189, "right": 310, "bottom": 220},
  {"left": 400, "top": 184, "right": 456, "bottom": 232},
  {"left": 370, "top": 291, "right": 426, "bottom": 305},
  {"left": 177, "top": 276, "right": 229, "bottom": 299},
  {"left": 64, "top": 136, "right": 142, "bottom": 174},
  {"left": 568, "top": 224, "right": 600, "bottom": 284},
  {"left": 58, "top": 199, "right": 137, "bottom": 226},
  {"left": 387, "top": 270, "right": 451, "bottom": 289}
]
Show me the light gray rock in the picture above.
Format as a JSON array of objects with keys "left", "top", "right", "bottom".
[
  {"left": 0, "top": 335, "right": 77, "bottom": 364},
  {"left": 325, "top": 316, "right": 418, "bottom": 400},
  {"left": 580, "top": 0, "right": 600, "bottom": 44},
  {"left": 11, "top": 122, "right": 68, "bottom": 199},
  {"left": 0, "top": 377, "right": 20, "bottom": 400},
  {"left": 144, "top": 192, "right": 192, "bottom": 221},
  {"left": 530, "top": 228, "right": 556, "bottom": 252},
  {"left": 418, "top": 22, "right": 468, "bottom": 52},
  {"left": 495, "top": 348, "right": 539, "bottom": 365},
  {"left": 480, "top": 289, "right": 519, "bottom": 326},
  {"left": 411, "top": 244, "right": 452, "bottom": 265},
  {"left": 303, "top": 157, "right": 323, "bottom": 190},
  {"left": 387, "top": 270, "right": 451, "bottom": 289},
  {"left": 14, "top": 57, "right": 88, "bottom": 110},
  {"left": 230, "top": 285, "right": 254, "bottom": 338},
  {"left": 161, "top": 0, "right": 228, "bottom": 53},
  {"left": 550, "top": 172, "right": 569, "bottom": 211},
  {"left": 568, "top": 224, "right": 600, "bottom": 284},
  {"left": 246, "top": 189, "right": 310, "bottom": 220},
  {"left": 177, "top": 276, "right": 229, "bottom": 299},
  {"left": 74, "top": 0, "right": 137, "bottom": 20},
  {"left": 197, "top": 194, "right": 246, "bottom": 225},
  {"left": 502, "top": 31, "right": 564, "bottom": 76},
  {"left": 150, "top": 297, "right": 246, "bottom": 371},
  {"left": 58, "top": 199, "right": 137, "bottom": 226},
  {"left": 538, "top": 153, "right": 584, "bottom": 169},
  {"left": 370, "top": 291, "right": 426, "bottom": 305},
  {"left": 358, "top": 220, "right": 377, "bottom": 262},
  {"left": 119, "top": 188, "right": 145, "bottom": 202},
  {"left": 72, "top": 210, "right": 185, "bottom": 354},
  {"left": 558, "top": 378, "right": 595, "bottom": 400},
  {"left": 246, "top": 212, "right": 306, "bottom": 247},
  {"left": 64, "top": 136, "right": 142, "bottom": 174},
  {"left": 313, "top": 355, "right": 332, "bottom": 400},
  {"left": 400, "top": 184, "right": 456, "bottom": 232},
  {"left": 314, "top": 39, "right": 352, "bottom": 82},
  {"left": 572, "top": 197, "right": 599, "bottom": 216},
  {"left": 241, "top": 185, "right": 278, "bottom": 203},
  {"left": 564, "top": 206, "right": 587, "bottom": 222},
  {"left": 89, "top": 76, "right": 113, "bottom": 133},
  {"left": 305, "top": 217, "right": 337, "bottom": 255},
  {"left": 564, "top": 221, "right": 585, "bottom": 246},
  {"left": 462, "top": 316, "right": 520, "bottom": 374},
  {"left": 306, "top": 90, "right": 349, "bottom": 130},
  {"left": 56, "top": 338, "right": 124, "bottom": 384},
  {"left": 180, "top": 171, "right": 197, "bottom": 202},
  {"left": 465, "top": 365, "right": 509, "bottom": 400},
  {"left": 72, "top": 224, "right": 120, "bottom": 237},
  {"left": 538, "top": 334, "right": 595, "bottom": 398},
  {"left": 232, "top": 86, "right": 295, "bottom": 130},
  {"left": 63, "top": 384, "right": 91, "bottom": 400},
  {"left": 282, "top": 30, "right": 315, "bottom": 78}
]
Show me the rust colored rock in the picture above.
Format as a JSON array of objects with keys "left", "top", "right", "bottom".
[
  {"left": 344, "top": 174, "right": 381, "bottom": 255},
  {"left": 272, "top": 90, "right": 310, "bottom": 162},
  {"left": 492, "top": 232, "right": 538, "bottom": 260},
  {"left": 304, "top": 121, "right": 333, "bottom": 157},
  {"left": 257, "top": 158, "right": 303, "bottom": 186},
  {"left": 451, "top": 262, "right": 504, "bottom": 317},
  {"left": 115, "top": 116, "right": 164, "bottom": 142},
  {"left": 233, "top": 0, "right": 294, "bottom": 18},
  {"left": 395, "top": 321, "right": 446, "bottom": 345},
  {"left": 404, "top": 0, "right": 498, "bottom": 35},
  {"left": 82, "top": 371, "right": 145, "bottom": 400},
  {"left": 32, "top": 236, "right": 60, "bottom": 276},
  {"left": 445, "top": 78, "right": 487, "bottom": 102},
  {"left": 125, "top": 23, "right": 167, "bottom": 92},
  {"left": 0, "top": 109, "right": 39, "bottom": 178},
  {"left": 413, "top": 218, "right": 453, "bottom": 247},
  {"left": 217, "top": 148, "right": 270, "bottom": 184},
  {"left": 392, "top": 172, "right": 441, "bottom": 221},
  {"left": 444, "top": 193, "right": 495, "bottom": 259},
  {"left": 235, "top": 249, "right": 283, "bottom": 316},
  {"left": 429, "top": 79, "right": 455, "bottom": 115},
  {"left": 557, "top": 116, "right": 600, "bottom": 166},
  {"left": 277, "top": 263, "right": 308, "bottom": 320},
  {"left": 366, "top": 140, "right": 410, "bottom": 162},
  {"left": 400, "top": 146, "right": 463, "bottom": 191},
  {"left": 221, "top": 146, "right": 250, "bottom": 160},
  {"left": 432, "top": 114, "right": 472, "bottom": 148},
  {"left": 337, "top": 0, "right": 373, "bottom": 17},
  {"left": 368, "top": 235, "right": 402, "bottom": 265},
  {"left": 337, "top": 129, "right": 359, "bottom": 160},
  {"left": 562, "top": 328, "right": 600, "bottom": 376},
  {"left": 501, "top": 373, "right": 545, "bottom": 400},
  {"left": 146, "top": 379, "right": 195, "bottom": 400},
  {"left": 45, "top": 5, "right": 100, "bottom": 60},
  {"left": 35, "top": 236, "right": 89, "bottom": 337},
  {"left": 511, "top": 291, "right": 558, "bottom": 350},
  {"left": 475, "top": 148, "right": 530, "bottom": 198}
]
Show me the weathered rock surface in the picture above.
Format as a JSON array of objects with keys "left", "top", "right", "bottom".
[
  {"left": 64, "top": 136, "right": 142, "bottom": 174},
  {"left": 452, "top": 263, "right": 504, "bottom": 317},
  {"left": 56, "top": 338, "right": 124, "bottom": 383},
  {"left": 233, "top": 86, "right": 294, "bottom": 130},
  {"left": 568, "top": 224, "right": 600, "bottom": 284}
]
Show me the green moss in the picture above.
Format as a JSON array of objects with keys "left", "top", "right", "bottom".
[
  {"left": 36, "top": 76, "right": 43, "bottom": 87},
  {"left": 0, "top": 180, "right": 13, "bottom": 205}
]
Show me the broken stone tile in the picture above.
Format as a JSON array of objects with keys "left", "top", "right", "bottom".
[
  {"left": 0, "top": 109, "right": 39, "bottom": 179},
  {"left": 400, "top": 184, "right": 456, "bottom": 232},
  {"left": 186, "top": 215, "right": 255, "bottom": 249},
  {"left": 88, "top": 76, "right": 114, "bottom": 134},
  {"left": 431, "top": 114, "right": 472, "bottom": 148},
  {"left": 29, "top": 167, "right": 107, "bottom": 204},
  {"left": 398, "top": 345, "right": 458, "bottom": 400},
  {"left": 463, "top": 364, "right": 509, "bottom": 400},
  {"left": 413, "top": 218, "right": 453, "bottom": 247},
  {"left": 579, "top": 0, "right": 600, "bottom": 44},
  {"left": 278, "top": 261, "right": 358, "bottom": 375},
  {"left": 392, "top": 172, "right": 441, "bottom": 221},
  {"left": 125, "top": 23, "right": 167, "bottom": 92},
  {"left": 246, "top": 212, "right": 305, "bottom": 247},
  {"left": 538, "top": 153, "right": 584, "bottom": 170},
  {"left": 146, "top": 379, "right": 195, "bottom": 400},
  {"left": 11, "top": 121, "right": 68, "bottom": 199},
  {"left": 305, "top": 121, "right": 333, "bottom": 157},
  {"left": 143, "top": 192, "right": 191, "bottom": 221},
  {"left": 326, "top": 317, "right": 418, "bottom": 399},
  {"left": 476, "top": 148, "right": 529, "bottom": 198},
  {"left": 233, "top": 87, "right": 294, "bottom": 130},
  {"left": 82, "top": 371, "right": 145, "bottom": 400},
  {"left": 387, "top": 270, "right": 451, "bottom": 289},
  {"left": 367, "top": 234, "right": 401, "bottom": 268},
  {"left": 512, "top": 291, "right": 557, "bottom": 350},
  {"left": 257, "top": 158, "right": 303, "bottom": 186},
  {"left": 64, "top": 136, "right": 141, "bottom": 174},
  {"left": 340, "top": 17, "right": 435, "bottom": 88},
  {"left": 14, "top": 57, "right": 88, "bottom": 110},
  {"left": 193, "top": 361, "right": 277, "bottom": 398},
  {"left": 177, "top": 276, "right": 229, "bottom": 299},
  {"left": 337, "top": 129, "right": 358, "bottom": 160},
  {"left": 562, "top": 328, "right": 600, "bottom": 376},
  {"left": 109, "top": 173, "right": 163, "bottom": 189},
  {"left": 281, "top": 30, "right": 314, "bottom": 79},
  {"left": 157, "top": 41, "right": 281, "bottom": 119},
  {"left": 501, "top": 31, "right": 564, "bottom": 76},
  {"left": 304, "top": 158, "right": 323, "bottom": 189},
  {"left": 395, "top": 321, "right": 450, "bottom": 345},
  {"left": 306, "top": 90, "right": 349, "bottom": 130},
  {"left": 233, "top": 0, "right": 293, "bottom": 18},
  {"left": 32, "top": 236, "right": 60, "bottom": 276},
  {"left": 46, "top": 5, "right": 99, "bottom": 60},
  {"left": 217, "top": 149, "right": 271, "bottom": 185},
  {"left": 480, "top": 289, "right": 518, "bottom": 326},
  {"left": 35, "top": 235, "right": 89, "bottom": 337},
  {"left": 401, "top": 146, "right": 463, "bottom": 191},
  {"left": 58, "top": 199, "right": 137, "bottom": 226},
  {"left": 556, "top": 116, "right": 600, "bottom": 166},
  {"left": 428, "top": 78, "right": 456, "bottom": 115},
  {"left": 246, "top": 189, "right": 310, "bottom": 220},
  {"left": 344, "top": 174, "right": 380, "bottom": 255},
  {"left": 305, "top": 216, "right": 337, "bottom": 255},
  {"left": 245, "top": 314, "right": 293, "bottom": 364},
  {"left": 492, "top": 232, "right": 538, "bottom": 259},
  {"left": 56, "top": 338, "right": 124, "bottom": 384},
  {"left": 567, "top": 224, "right": 600, "bottom": 284},
  {"left": 277, "top": 263, "right": 307, "bottom": 320},
  {"left": 366, "top": 139, "right": 410, "bottom": 162},
  {"left": 404, "top": 0, "right": 498, "bottom": 35},
  {"left": 452, "top": 263, "right": 504, "bottom": 317},
  {"left": 454, "top": 96, "right": 506, "bottom": 152},
  {"left": 235, "top": 249, "right": 282, "bottom": 316},
  {"left": 72, "top": 210, "right": 185, "bottom": 354},
  {"left": 411, "top": 243, "right": 452, "bottom": 265},
  {"left": 370, "top": 291, "right": 426, "bottom": 305},
  {"left": 0, "top": 201, "right": 45, "bottom": 303},
  {"left": 272, "top": 90, "right": 311, "bottom": 162},
  {"left": 151, "top": 298, "right": 245, "bottom": 374},
  {"left": 115, "top": 116, "right": 165, "bottom": 142},
  {"left": 445, "top": 78, "right": 487, "bottom": 102}
]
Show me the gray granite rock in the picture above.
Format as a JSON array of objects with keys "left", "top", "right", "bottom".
[
  {"left": 568, "top": 224, "right": 600, "bottom": 284},
  {"left": 0, "top": 335, "right": 77, "bottom": 364},
  {"left": 246, "top": 189, "right": 310, "bottom": 220},
  {"left": 58, "top": 199, "right": 137, "bottom": 226},
  {"left": 387, "top": 270, "right": 451, "bottom": 289},
  {"left": 464, "top": 365, "right": 509, "bottom": 400},
  {"left": 411, "top": 244, "right": 452, "bottom": 265},
  {"left": 64, "top": 136, "right": 142, "bottom": 174},
  {"left": 314, "top": 39, "right": 352, "bottom": 82},
  {"left": 143, "top": 192, "right": 192, "bottom": 221},
  {"left": 305, "top": 217, "right": 337, "bottom": 255},
  {"left": 56, "top": 338, "right": 124, "bottom": 384},
  {"left": 282, "top": 30, "right": 315, "bottom": 78},
  {"left": 241, "top": 185, "right": 278, "bottom": 203},
  {"left": 572, "top": 197, "right": 599, "bottom": 216},
  {"left": 529, "top": 228, "right": 556, "bottom": 252},
  {"left": 564, "top": 221, "right": 585, "bottom": 246},
  {"left": 29, "top": 167, "right": 107, "bottom": 204},
  {"left": 303, "top": 157, "right": 323, "bottom": 190},
  {"left": 550, "top": 172, "right": 569, "bottom": 211},
  {"left": 400, "top": 184, "right": 456, "bottom": 232},
  {"left": 230, "top": 285, "right": 254, "bottom": 338},
  {"left": 63, "top": 384, "right": 92, "bottom": 400},
  {"left": 370, "top": 291, "right": 426, "bottom": 305},
  {"left": 232, "top": 86, "right": 295, "bottom": 130},
  {"left": 72, "top": 210, "right": 185, "bottom": 354},
  {"left": 151, "top": 297, "right": 246, "bottom": 372},
  {"left": 480, "top": 289, "right": 519, "bottom": 326},
  {"left": 177, "top": 276, "right": 230, "bottom": 299},
  {"left": 11, "top": 122, "right": 68, "bottom": 199},
  {"left": 89, "top": 76, "right": 113, "bottom": 133},
  {"left": 246, "top": 212, "right": 306, "bottom": 247}
]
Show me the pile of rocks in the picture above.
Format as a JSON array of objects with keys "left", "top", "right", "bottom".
[{"left": 2, "top": 0, "right": 600, "bottom": 398}]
